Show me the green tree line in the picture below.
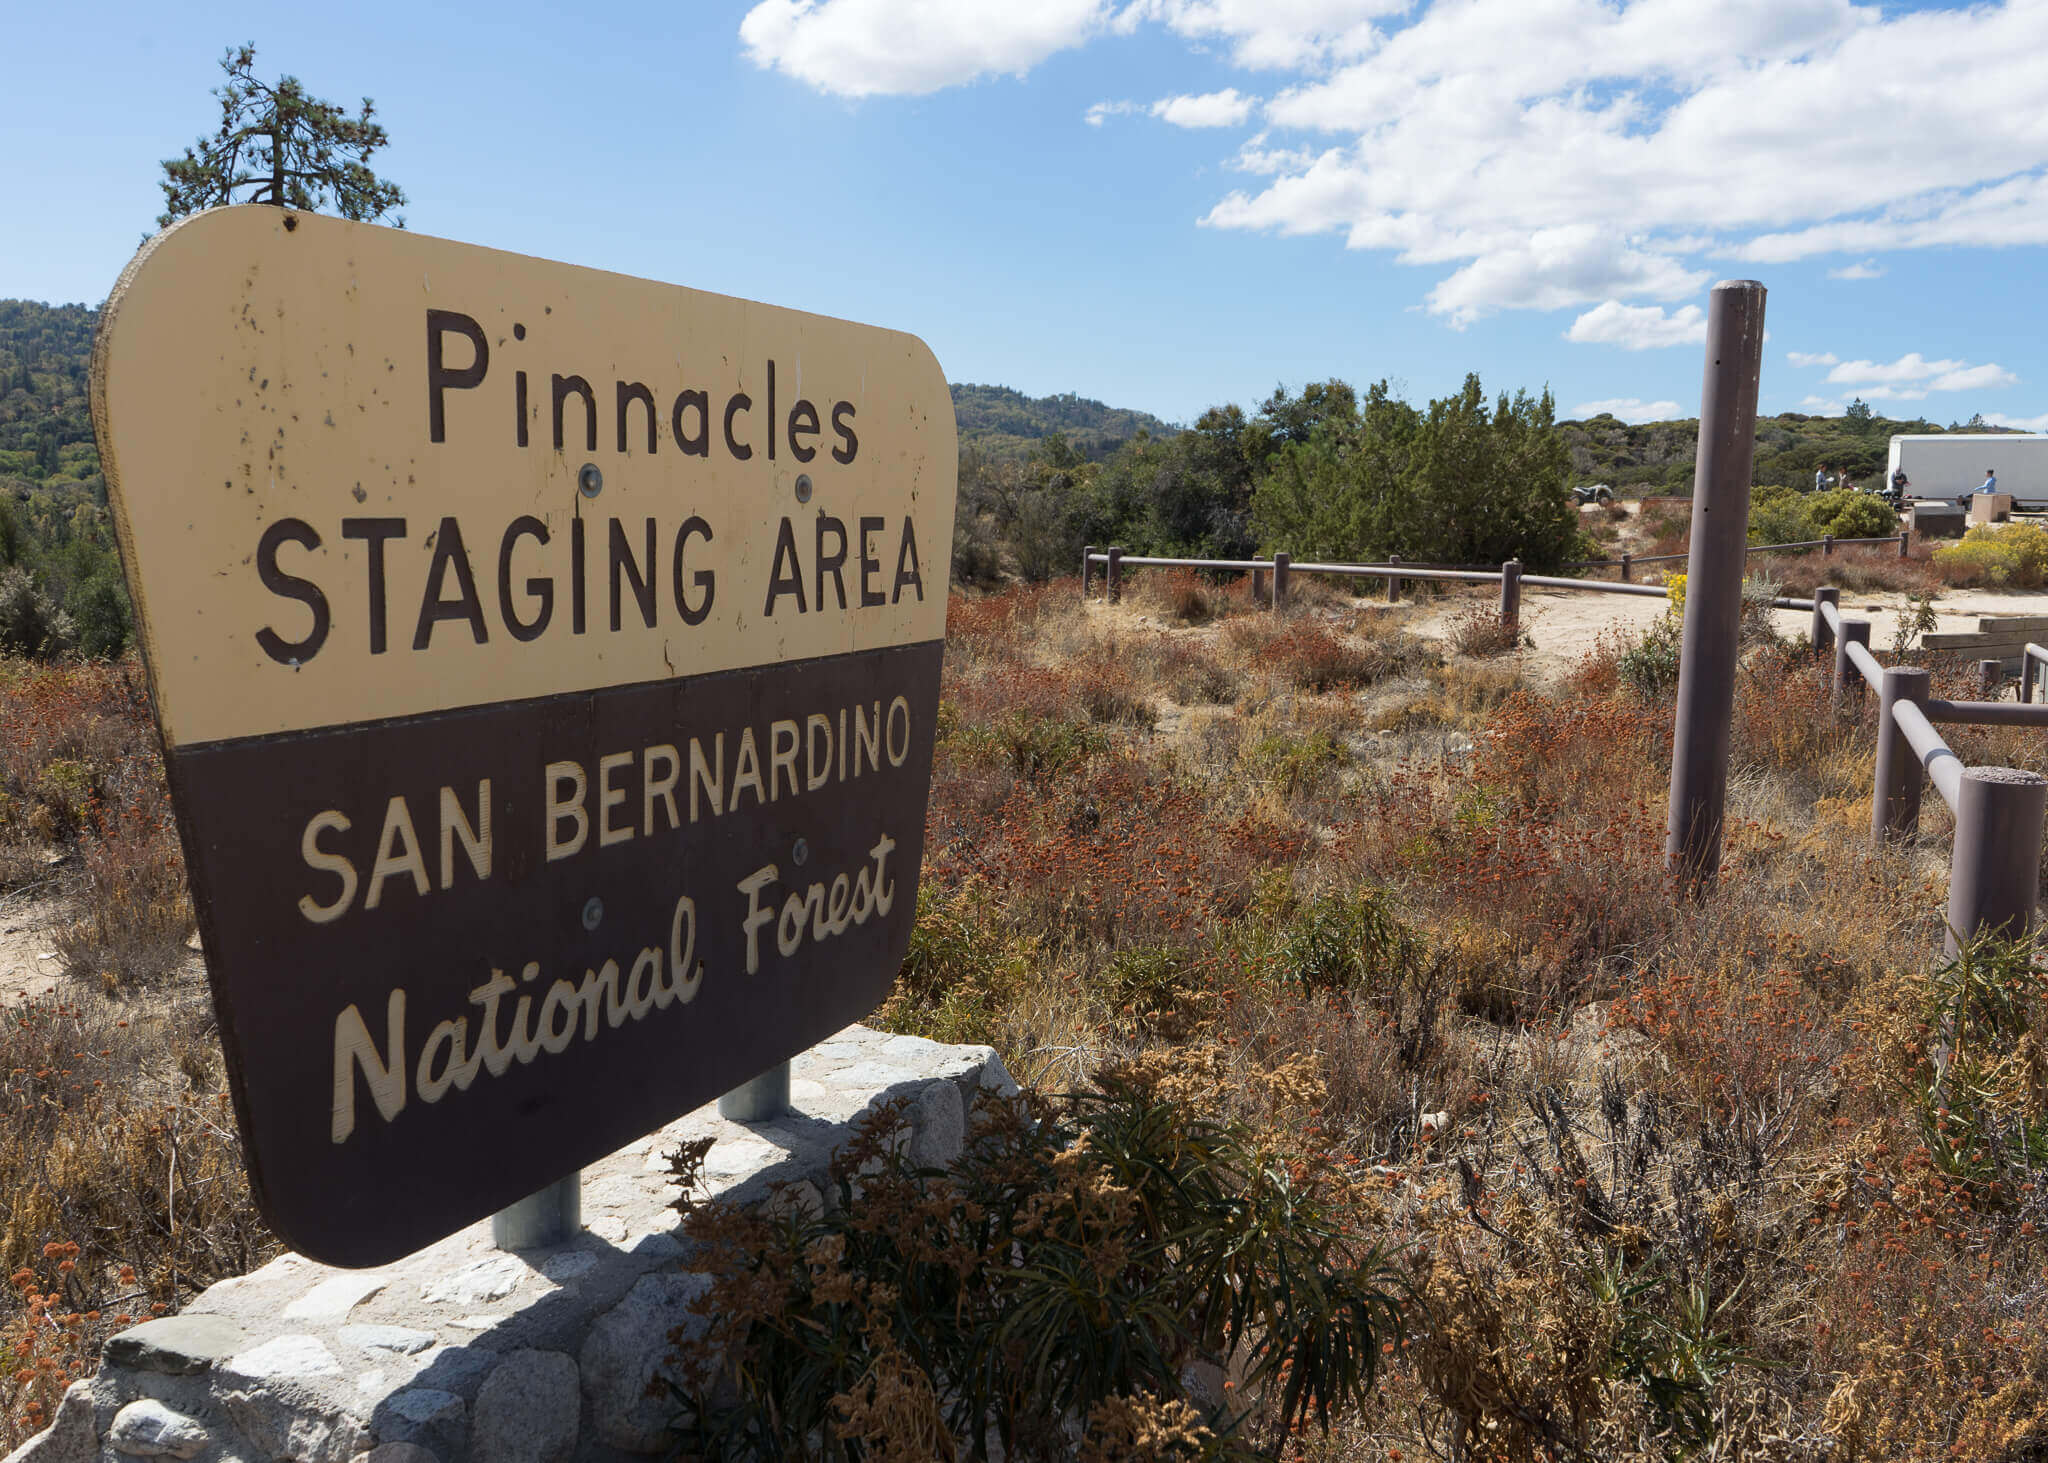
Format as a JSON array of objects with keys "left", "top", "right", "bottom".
[
  {"left": 956, "top": 374, "right": 1584, "bottom": 582},
  {"left": 0, "top": 300, "right": 129, "bottom": 658}
]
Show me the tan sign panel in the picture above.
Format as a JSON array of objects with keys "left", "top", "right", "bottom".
[
  {"left": 94, "top": 207, "right": 953, "bottom": 749},
  {"left": 92, "top": 208, "right": 956, "bottom": 1266}
]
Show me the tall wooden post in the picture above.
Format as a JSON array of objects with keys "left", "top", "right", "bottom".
[{"left": 1666, "top": 281, "right": 1767, "bottom": 889}]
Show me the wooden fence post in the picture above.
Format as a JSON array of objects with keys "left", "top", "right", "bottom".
[
  {"left": 1945, "top": 768, "right": 2048, "bottom": 953},
  {"left": 1811, "top": 586, "right": 1838, "bottom": 661},
  {"left": 1898, "top": 530, "right": 1910, "bottom": 560},
  {"left": 1499, "top": 560, "right": 1522, "bottom": 633},
  {"left": 1823, "top": 534, "right": 1834, "bottom": 557},
  {"left": 1106, "top": 547, "right": 1123, "bottom": 604},
  {"left": 1667, "top": 280, "right": 1767, "bottom": 889},
  {"left": 1978, "top": 659, "right": 2003, "bottom": 700},
  {"left": 1620, "top": 552, "right": 1632, "bottom": 583},
  {"left": 1272, "top": 552, "right": 1291, "bottom": 612},
  {"left": 1081, "top": 544, "right": 1095, "bottom": 600},
  {"left": 1871, "top": 666, "right": 1931, "bottom": 845},
  {"left": 1387, "top": 554, "right": 1401, "bottom": 603},
  {"left": 1834, "top": 619, "right": 1870, "bottom": 712}
]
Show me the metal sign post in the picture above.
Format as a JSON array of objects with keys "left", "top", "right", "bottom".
[{"left": 92, "top": 207, "right": 956, "bottom": 1267}]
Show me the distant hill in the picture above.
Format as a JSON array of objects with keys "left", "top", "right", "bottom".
[
  {"left": 1558, "top": 407, "right": 1996, "bottom": 494},
  {"left": 951, "top": 383, "right": 1177, "bottom": 463},
  {"left": 0, "top": 300, "right": 100, "bottom": 492},
  {"left": 0, "top": 309, "right": 1177, "bottom": 485}
]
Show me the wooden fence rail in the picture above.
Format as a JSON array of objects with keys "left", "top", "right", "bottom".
[
  {"left": 1813, "top": 590, "right": 2047, "bottom": 949},
  {"left": 1079, "top": 548, "right": 1816, "bottom": 627},
  {"left": 1565, "top": 531, "right": 1910, "bottom": 579}
]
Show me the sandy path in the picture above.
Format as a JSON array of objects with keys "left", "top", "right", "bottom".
[{"left": 1403, "top": 584, "right": 2048, "bottom": 684}]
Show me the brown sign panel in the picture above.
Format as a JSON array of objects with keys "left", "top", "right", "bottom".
[{"left": 91, "top": 208, "right": 955, "bottom": 1266}]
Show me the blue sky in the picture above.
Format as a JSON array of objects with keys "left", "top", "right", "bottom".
[{"left": 6, "top": 0, "right": 2048, "bottom": 430}]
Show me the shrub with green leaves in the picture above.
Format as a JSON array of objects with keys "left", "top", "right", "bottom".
[
  {"left": 1747, "top": 485, "right": 1898, "bottom": 547},
  {"left": 1931, "top": 521, "right": 2048, "bottom": 589},
  {"left": 662, "top": 1054, "right": 1405, "bottom": 1460},
  {"left": 1273, "top": 886, "right": 1421, "bottom": 997},
  {"left": 1910, "top": 933, "right": 2048, "bottom": 1189}
]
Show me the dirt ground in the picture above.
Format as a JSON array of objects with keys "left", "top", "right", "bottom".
[
  {"left": 1408, "top": 583, "right": 2048, "bottom": 684},
  {"left": 0, "top": 889, "right": 69, "bottom": 1005}
]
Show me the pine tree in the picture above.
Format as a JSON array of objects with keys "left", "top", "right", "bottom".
[{"left": 157, "top": 44, "right": 405, "bottom": 230}]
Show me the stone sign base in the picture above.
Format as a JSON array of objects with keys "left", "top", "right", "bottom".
[{"left": 5, "top": 1027, "right": 1015, "bottom": 1463}]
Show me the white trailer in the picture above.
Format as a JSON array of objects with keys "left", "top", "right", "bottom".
[{"left": 1886, "top": 434, "right": 2048, "bottom": 506}]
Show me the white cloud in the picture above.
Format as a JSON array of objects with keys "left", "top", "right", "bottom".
[
  {"left": 1566, "top": 301, "right": 1708, "bottom": 349},
  {"left": 1787, "top": 351, "right": 1840, "bottom": 368},
  {"left": 1931, "top": 363, "right": 2020, "bottom": 392},
  {"left": 738, "top": 0, "right": 1110, "bottom": 98},
  {"left": 1824, "top": 353, "right": 2015, "bottom": 391},
  {"left": 1799, "top": 395, "right": 1846, "bottom": 414},
  {"left": 1086, "top": 100, "right": 1140, "bottom": 125},
  {"left": 1826, "top": 353, "right": 1960, "bottom": 386},
  {"left": 1151, "top": 89, "right": 1256, "bottom": 127},
  {"left": 1985, "top": 411, "right": 2048, "bottom": 432},
  {"left": 1113, "top": 0, "right": 1402, "bottom": 69},
  {"left": 1573, "top": 397, "right": 1683, "bottom": 423},
  {"left": 740, "top": 0, "right": 2048, "bottom": 326}
]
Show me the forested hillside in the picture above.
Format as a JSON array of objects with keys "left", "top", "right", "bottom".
[
  {"left": 0, "top": 300, "right": 125, "bottom": 657},
  {"left": 952, "top": 383, "right": 1176, "bottom": 461},
  {"left": 0, "top": 301, "right": 99, "bottom": 489},
  {"left": 1560, "top": 403, "right": 2001, "bottom": 493}
]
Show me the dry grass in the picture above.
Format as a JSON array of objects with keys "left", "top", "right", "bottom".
[
  {"left": 7, "top": 578, "right": 2046, "bottom": 1458},
  {"left": 890, "top": 578, "right": 2044, "bottom": 1458}
]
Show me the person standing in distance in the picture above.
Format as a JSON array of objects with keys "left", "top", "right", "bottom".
[{"left": 1814, "top": 463, "right": 1830, "bottom": 493}]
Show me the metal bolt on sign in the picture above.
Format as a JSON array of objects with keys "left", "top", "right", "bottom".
[{"left": 578, "top": 463, "right": 603, "bottom": 498}]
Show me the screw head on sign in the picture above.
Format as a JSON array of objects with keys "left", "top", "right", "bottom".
[
  {"left": 581, "top": 897, "right": 603, "bottom": 931},
  {"left": 578, "top": 463, "right": 603, "bottom": 498},
  {"left": 792, "top": 838, "right": 810, "bottom": 867},
  {"left": 795, "top": 473, "right": 813, "bottom": 504}
]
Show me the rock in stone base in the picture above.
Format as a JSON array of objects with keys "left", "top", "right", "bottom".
[
  {"left": 579, "top": 1273, "right": 712, "bottom": 1452},
  {"left": 373, "top": 1387, "right": 466, "bottom": 1459},
  {"left": 106, "top": 1399, "right": 210, "bottom": 1459},
  {"left": 472, "top": 1350, "right": 579, "bottom": 1463}
]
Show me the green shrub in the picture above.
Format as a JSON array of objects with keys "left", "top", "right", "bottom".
[
  {"left": 1275, "top": 886, "right": 1420, "bottom": 996},
  {"left": 1746, "top": 485, "right": 1811, "bottom": 546},
  {"left": 1805, "top": 489, "right": 1900, "bottom": 542},
  {"left": 662, "top": 1057, "right": 1405, "bottom": 1459},
  {"left": 1248, "top": 730, "right": 1347, "bottom": 794},
  {"left": 1617, "top": 620, "right": 1681, "bottom": 699},
  {"left": 1932, "top": 522, "right": 2048, "bottom": 589},
  {"left": 1748, "top": 486, "right": 1898, "bottom": 547}
]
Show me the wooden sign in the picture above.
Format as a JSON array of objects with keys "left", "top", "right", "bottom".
[{"left": 91, "top": 207, "right": 955, "bottom": 1266}]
